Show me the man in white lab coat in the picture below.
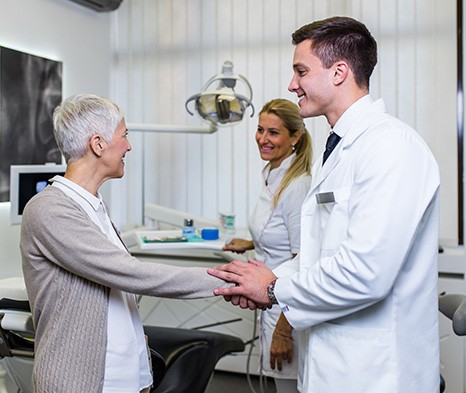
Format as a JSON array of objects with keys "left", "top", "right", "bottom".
[{"left": 209, "top": 16, "right": 440, "bottom": 393}]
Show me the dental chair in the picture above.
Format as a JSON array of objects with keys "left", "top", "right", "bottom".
[
  {"left": 438, "top": 292, "right": 466, "bottom": 393},
  {"left": 0, "top": 278, "right": 245, "bottom": 393},
  {"left": 145, "top": 326, "right": 244, "bottom": 393}
]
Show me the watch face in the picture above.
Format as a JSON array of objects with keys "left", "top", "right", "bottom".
[{"left": 267, "top": 280, "right": 278, "bottom": 304}]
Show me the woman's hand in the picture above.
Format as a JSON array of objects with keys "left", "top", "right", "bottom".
[
  {"left": 222, "top": 238, "right": 254, "bottom": 253},
  {"left": 208, "top": 259, "right": 277, "bottom": 307},
  {"left": 270, "top": 313, "right": 294, "bottom": 371}
]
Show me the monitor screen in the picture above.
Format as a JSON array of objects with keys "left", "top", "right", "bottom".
[{"left": 10, "top": 164, "right": 66, "bottom": 225}]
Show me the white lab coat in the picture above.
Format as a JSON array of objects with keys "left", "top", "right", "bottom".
[
  {"left": 249, "top": 153, "right": 311, "bottom": 379},
  {"left": 274, "top": 96, "right": 440, "bottom": 393}
]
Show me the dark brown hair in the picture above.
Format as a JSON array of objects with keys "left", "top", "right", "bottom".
[{"left": 292, "top": 16, "right": 377, "bottom": 89}]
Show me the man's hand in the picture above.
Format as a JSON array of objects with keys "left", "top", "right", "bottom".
[
  {"left": 270, "top": 313, "right": 294, "bottom": 371},
  {"left": 208, "top": 259, "right": 277, "bottom": 308}
]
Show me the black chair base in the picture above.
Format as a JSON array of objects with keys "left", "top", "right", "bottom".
[{"left": 144, "top": 326, "right": 245, "bottom": 393}]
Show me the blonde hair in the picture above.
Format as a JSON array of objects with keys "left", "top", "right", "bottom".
[{"left": 259, "top": 99, "right": 312, "bottom": 206}]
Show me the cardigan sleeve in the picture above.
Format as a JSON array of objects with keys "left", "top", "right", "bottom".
[{"left": 21, "top": 186, "right": 230, "bottom": 299}]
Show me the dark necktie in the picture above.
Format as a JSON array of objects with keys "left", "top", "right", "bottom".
[{"left": 322, "top": 132, "right": 341, "bottom": 165}]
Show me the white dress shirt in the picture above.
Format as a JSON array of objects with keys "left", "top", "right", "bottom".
[{"left": 51, "top": 176, "right": 152, "bottom": 392}]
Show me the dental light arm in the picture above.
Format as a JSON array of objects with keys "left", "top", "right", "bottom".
[
  {"left": 144, "top": 203, "right": 219, "bottom": 229},
  {"left": 127, "top": 60, "right": 254, "bottom": 134},
  {"left": 127, "top": 122, "right": 217, "bottom": 134}
]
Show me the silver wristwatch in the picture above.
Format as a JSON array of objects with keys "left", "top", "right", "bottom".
[{"left": 267, "top": 279, "right": 278, "bottom": 304}]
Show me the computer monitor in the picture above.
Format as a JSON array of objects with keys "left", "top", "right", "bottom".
[{"left": 9, "top": 164, "right": 66, "bottom": 225}]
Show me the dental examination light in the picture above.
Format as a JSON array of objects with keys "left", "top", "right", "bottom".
[
  {"left": 185, "top": 60, "right": 255, "bottom": 125},
  {"left": 127, "top": 60, "right": 254, "bottom": 134}
]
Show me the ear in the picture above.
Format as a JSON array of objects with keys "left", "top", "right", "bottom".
[
  {"left": 291, "top": 130, "right": 302, "bottom": 146},
  {"left": 332, "top": 61, "right": 350, "bottom": 86},
  {"left": 89, "top": 134, "right": 105, "bottom": 157}
]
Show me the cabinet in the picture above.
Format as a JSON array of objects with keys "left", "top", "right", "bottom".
[{"left": 132, "top": 247, "right": 260, "bottom": 374}]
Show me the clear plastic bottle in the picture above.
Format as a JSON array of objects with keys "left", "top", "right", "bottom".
[
  {"left": 219, "top": 213, "right": 236, "bottom": 243},
  {"left": 182, "top": 218, "right": 196, "bottom": 239}
]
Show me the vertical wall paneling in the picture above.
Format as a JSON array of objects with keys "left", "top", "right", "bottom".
[
  {"left": 311, "top": 0, "right": 329, "bottom": 20},
  {"left": 379, "top": 1, "right": 398, "bottom": 119},
  {"left": 231, "top": 0, "right": 250, "bottom": 227},
  {"left": 457, "top": 0, "right": 464, "bottom": 244},
  {"left": 157, "top": 2, "right": 174, "bottom": 207},
  {"left": 415, "top": 0, "right": 458, "bottom": 244},
  {"left": 279, "top": 1, "right": 299, "bottom": 104},
  {"left": 245, "top": 1, "right": 265, "bottom": 222},
  {"left": 134, "top": 0, "right": 147, "bottom": 226},
  {"left": 396, "top": 0, "right": 414, "bottom": 125},
  {"left": 293, "top": 0, "right": 312, "bottom": 32},
  {"left": 216, "top": 0, "right": 234, "bottom": 217},
  {"left": 436, "top": 0, "right": 458, "bottom": 244},
  {"left": 112, "top": 0, "right": 459, "bottom": 245},
  {"left": 185, "top": 1, "right": 204, "bottom": 217},
  {"left": 110, "top": 1, "right": 144, "bottom": 227},
  {"left": 262, "top": 0, "right": 281, "bottom": 103},
  {"left": 170, "top": 0, "right": 188, "bottom": 212},
  {"left": 141, "top": 3, "right": 160, "bottom": 225},
  {"left": 200, "top": 0, "right": 219, "bottom": 220}
]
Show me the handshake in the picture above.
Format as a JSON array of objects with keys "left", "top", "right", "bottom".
[{"left": 207, "top": 258, "right": 278, "bottom": 310}]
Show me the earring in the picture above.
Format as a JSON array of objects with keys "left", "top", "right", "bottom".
[{"left": 291, "top": 144, "right": 296, "bottom": 151}]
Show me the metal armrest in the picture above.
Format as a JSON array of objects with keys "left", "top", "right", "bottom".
[
  {"left": 0, "top": 304, "right": 35, "bottom": 358},
  {"left": 0, "top": 310, "right": 34, "bottom": 335}
]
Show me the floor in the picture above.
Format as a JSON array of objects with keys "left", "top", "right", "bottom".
[
  {"left": 208, "top": 371, "right": 277, "bottom": 393},
  {"left": 0, "top": 366, "right": 277, "bottom": 393},
  {"left": 0, "top": 367, "right": 277, "bottom": 393},
  {"left": 0, "top": 366, "right": 16, "bottom": 393}
]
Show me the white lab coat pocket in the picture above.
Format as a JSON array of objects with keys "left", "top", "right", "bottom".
[
  {"left": 306, "top": 322, "right": 395, "bottom": 393},
  {"left": 318, "top": 187, "right": 351, "bottom": 252}
]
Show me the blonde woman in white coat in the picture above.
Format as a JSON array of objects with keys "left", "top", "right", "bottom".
[{"left": 223, "top": 98, "right": 312, "bottom": 393}]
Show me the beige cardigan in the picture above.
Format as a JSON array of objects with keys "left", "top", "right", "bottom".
[{"left": 21, "top": 185, "right": 227, "bottom": 393}]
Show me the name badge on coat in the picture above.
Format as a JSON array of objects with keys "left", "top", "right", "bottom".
[{"left": 316, "top": 192, "right": 335, "bottom": 204}]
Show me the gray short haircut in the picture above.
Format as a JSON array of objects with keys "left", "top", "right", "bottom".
[{"left": 53, "top": 94, "right": 125, "bottom": 163}]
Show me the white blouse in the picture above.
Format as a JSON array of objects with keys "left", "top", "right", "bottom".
[
  {"left": 249, "top": 153, "right": 311, "bottom": 269},
  {"left": 51, "top": 176, "right": 152, "bottom": 392}
]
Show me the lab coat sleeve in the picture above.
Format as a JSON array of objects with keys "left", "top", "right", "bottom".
[
  {"left": 273, "top": 254, "right": 300, "bottom": 278},
  {"left": 274, "top": 125, "right": 440, "bottom": 329}
]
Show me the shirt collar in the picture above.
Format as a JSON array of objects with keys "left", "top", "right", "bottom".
[
  {"left": 50, "top": 175, "right": 103, "bottom": 212},
  {"left": 262, "top": 152, "right": 296, "bottom": 186},
  {"left": 332, "top": 94, "right": 373, "bottom": 138}
]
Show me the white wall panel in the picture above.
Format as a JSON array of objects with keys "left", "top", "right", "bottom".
[
  {"left": 230, "top": 0, "right": 250, "bottom": 225},
  {"left": 215, "top": 1, "right": 234, "bottom": 217},
  {"left": 0, "top": 0, "right": 113, "bottom": 276},
  {"left": 112, "top": 0, "right": 459, "bottom": 245}
]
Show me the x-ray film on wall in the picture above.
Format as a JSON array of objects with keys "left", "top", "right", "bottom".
[{"left": 0, "top": 46, "right": 62, "bottom": 201}]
